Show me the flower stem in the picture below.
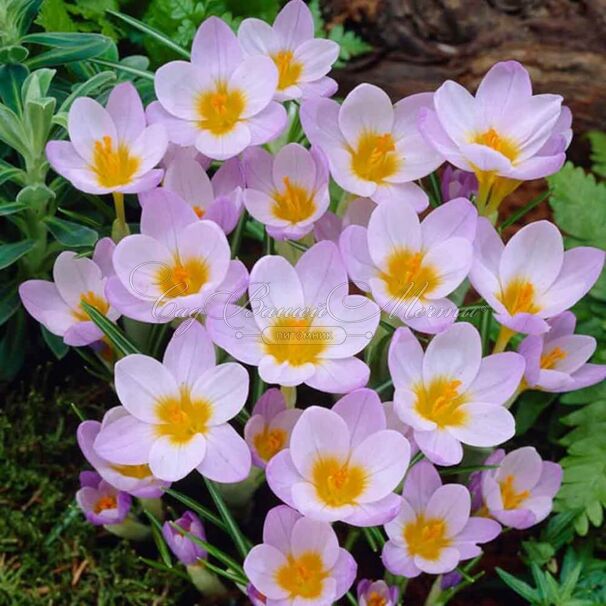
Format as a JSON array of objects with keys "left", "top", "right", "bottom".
[
  {"left": 493, "top": 325, "right": 516, "bottom": 353},
  {"left": 111, "top": 191, "right": 129, "bottom": 241}
]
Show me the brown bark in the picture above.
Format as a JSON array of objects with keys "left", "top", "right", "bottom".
[{"left": 327, "top": 0, "right": 606, "bottom": 161}]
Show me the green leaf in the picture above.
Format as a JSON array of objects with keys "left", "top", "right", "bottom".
[
  {"left": 23, "top": 33, "right": 114, "bottom": 69},
  {"left": 44, "top": 216, "right": 98, "bottom": 247},
  {"left": 0, "top": 240, "right": 36, "bottom": 270},
  {"left": 143, "top": 511, "right": 173, "bottom": 568},
  {"left": 0, "top": 201, "right": 28, "bottom": 216},
  {"left": 548, "top": 162, "right": 606, "bottom": 248},
  {"left": 106, "top": 10, "right": 190, "bottom": 59},
  {"left": 41, "top": 325, "right": 69, "bottom": 359},
  {"left": 0, "top": 159, "right": 26, "bottom": 186},
  {"left": 0, "top": 104, "right": 29, "bottom": 156},
  {"left": 87, "top": 58, "right": 154, "bottom": 81},
  {"left": 515, "top": 391, "right": 557, "bottom": 435},
  {"left": 165, "top": 489, "right": 227, "bottom": 532},
  {"left": 495, "top": 568, "right": 539, "bottom": 603},
  {"left": 0, "top": 311, "right": 26, "bottom": 381},
  {"left": 80, "top": 301, "right": 140, "bottom": 357},
  {"left": 0, "top": 64, "right": 29, "bottom": 114},
  {"left": 588, "top": 131, "right": 606, "bottom": 178},
  {"left": 58, "top": 70, "right": 116, "bottom": 114},
  {"left": 0, "top": 284, "right": 20, "bottom": 326},
  {"left": 35, "top": 0, "right": 77, "bottom": 32},
  {"left": 17, "top": 183, "right": 55, "bottom": 208},
  {"left": 203, "top": 478, "right": 251, "bottom": 559},
  {"left": 0, "top": 45, "right": 29, "bottom": 63}
]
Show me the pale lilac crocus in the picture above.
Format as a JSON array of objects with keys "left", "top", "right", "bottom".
[
  {"left": 94, "top": 322, "right": 251, "bottom": 483},
  {"left": 266, "top": 388, "right": 410, "bottom": 525},
  {"left": 107, "top": 188, "right": 247, "bottom": 324},
  {"left": 46, "top": 82, "right": 167, "bottom": 194},
  {"left": 244, "top": 505, "right": 357, "bottom": 606},
  {"left": 477, "top": 447, "right": 563, "bottom": 530},
  {"left": 147, "top": 147, "right": 244, "bottom": 235},
  {"left": 76, "top": 471, "right": 131, "bottom": 526},
  {"left": 244, "top": 388, "right": 302, "bottom": 468},
  {"left": 78, "top": 407, "right": 169, "bottom": 498},
  {"left": 385, "top": 401, "right": 419, "bottom": 457},
  {"left": 470, "top": 219, "right": 605, "bottom": 346},
  {"left": 301, "top": 84, "right": 443, "bottom": 210},
  {"left": 238, "top": 0, "right": 339, "bottom": 101},
  {"left": 382, "top": 461, "right": 500, "bottom": 577},
  {"left": 19, "top": 238, "right": 119, "bottom": 346},
  {"left": 152, "top": 17, "right": 286, "bottom": 160},
  {"left": 441, "top": 164, "right": 477, "bottom": 201},
  {"left": 340, "top": 197, "right": 477, "bottom": 333},
  {"left": 314, "top": 197, "right": 375, "bottom": 244},
  {"left": 389, "top": 323, "right": 523, "bottom": 466},
  {"left": 419, "top": 61, "right": 570, "bottom": 215},
  {"left": 162, "top": 511, "right": 207, "bottom": 565},
  {"left": 242, "top": 143, "right": 330, "bottom": 240},
  {"left": 357, "top": 579, "right": 398, "bottom": 606},
  {"left": 518, "top": 311, "right": 606, "bottom": 392},
  {"left": 206, "top": 240, "right": 380, "bottom": 393}
]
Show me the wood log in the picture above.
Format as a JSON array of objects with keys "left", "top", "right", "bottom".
[{"left": 327, "top": 0, "right": 606, "bottom": 164}]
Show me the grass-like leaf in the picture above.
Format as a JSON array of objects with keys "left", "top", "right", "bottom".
[{"left": 80, "top": 301, "right": 140, "bottom": 357}]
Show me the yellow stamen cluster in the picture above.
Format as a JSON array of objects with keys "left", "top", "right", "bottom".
[{"left": 91, "top": 135, "right": 140, "bottom": 188}]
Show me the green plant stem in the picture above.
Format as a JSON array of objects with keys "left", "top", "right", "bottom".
[
  {"left": 165, "top": 489, "right": 226, "bottom": 531},
  {"left": 203, "top": 478, "right": 251, "bottom": 559},
  {"left": 230, "top": 211, "right": 247, "bottom": 257},
  {"left": 499, "top": 189, "right": 551, "bottom": 231}
]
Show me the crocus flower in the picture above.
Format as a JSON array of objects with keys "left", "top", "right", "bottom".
[
  {"left": 106, "top": 188, "right": 247, "bottom": 324},
  {"left": 470, "top": 219, "right": 605, "bottom": 340},
  {"left": 152, "top": 17, "right": 286, "bottom": 160},
  {"left": 418, "top": 61, "right": 569, "bottom": 215},
  {"left": 244, "top": 505, "right": 357, "bottom": 606},
  {"left": 477, "top": 447, "right": 562, "bottom": 530},
  {"left": 266, "top": 388, "right": 410, "bottom": 525},
  {"left": 314, "top": 197, "right": 375, "bottom": 244},
  {"left": 382, "top": 461, "right": 500, "bottom": 577},
  {"left": 206, "top": 240, "right": 380, "bottom": 393},
  {"left": 388, "top": 323, "right": 523, "bottom": 466},
  {"left": 301, "top": 84, "right": 443, "bottom": 209},
  {"left": 441, "top": 164, "right": 477, "bottom": 201},
  {"left": 162, "top": 511, "right": 207, "bottom": 565},
  {"left": 244, "top": 388, "right": 302, "bottom": 468},
  {"left": 385, "top": 401, "right": 418, "bottom": 457},
  {"left": 357, "top": 579, "right": 398, "bottom": 606},
  {"left": 148, "top": 147, "right": 244, "bottom": 235},
  {"left": 76, "top": 471, "right": 131, "bottom": 526},
  {"left": 340, "top": 197, "right": 477, "bottom": 333},
  {"left": 518, "top": 311, "right": 606, "bottom": 392},
  {"left": 242, "top": 143, "right": 330, "bottom": 240},
  {"left": 77, "top": 408, "right": 169, "bottom": 498},
  {"left": 94, "top": 322, "right": 251, "bottom": 483},
  {"left": 46, "top": 82, "right": 167, "bottom": 194},
  {"left": 247, "top": 585, "right": 267, "bottom": 606},
  {"left": 238, "top": 0, "right": 339, "bottom": 101},
  {"left": 19, "top": 238, "right": 119, "bottom": 346}
]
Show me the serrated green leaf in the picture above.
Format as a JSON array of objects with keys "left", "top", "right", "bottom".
[
  {"left": 547, "top": 163, "right": 606, "bottom": 248},
  {"left": 0, "top": 240, "right": 36, "bottom": 269},
  {"left": 588, "top": 131, "right": 606, "bottom": 178},
  {"left": 44, "top": 216, "right": 98, "bottom": 247},
  {"left": 495, "top": 568, "right": 539, "bottom": 602}
]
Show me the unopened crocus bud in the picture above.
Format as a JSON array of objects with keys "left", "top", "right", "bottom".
[
  {"left": 162, "top": 511, "right": 207, "bottom": 566},
  {"left": 357, "top": 579, "right": 399, "bottom": 606},
  {"left": 441, "top": 570, "right": 463, "bottom": 590},
  {"left": 441, "top": 164, "right": 478, "bottom": 201},
  {"left": 76, "top": 471, "right": 131, "bottom": 526}
]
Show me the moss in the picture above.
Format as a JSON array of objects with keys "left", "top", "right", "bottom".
[{"left": 0, "top": 363, "right": 192, "bottom": 605}]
